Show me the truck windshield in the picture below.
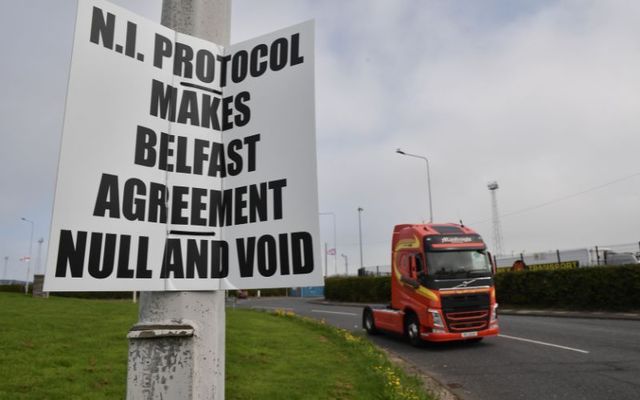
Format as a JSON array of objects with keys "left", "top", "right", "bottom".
[{"left": 426, "top": 250, "right": 491, "bottom": 278}]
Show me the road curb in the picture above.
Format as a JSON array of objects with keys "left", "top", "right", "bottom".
[{"left": 380, "top": 348, "right": 461, "bottom": 400}]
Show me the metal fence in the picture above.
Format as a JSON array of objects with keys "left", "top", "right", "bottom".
[{"left": 357, "top": 265, "right": 392, "bottom": 276}]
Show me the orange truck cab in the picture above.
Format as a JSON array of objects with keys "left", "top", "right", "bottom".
[{"left": 363, "top": 223, "right": 499, "bottom": 346}]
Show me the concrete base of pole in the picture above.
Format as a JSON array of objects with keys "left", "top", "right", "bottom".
[
  {"left": 126, "top": 291, "right": 225, "bottom": 399},
  {"left": 32, "top": 274, "right": 48, "bottom": 298}
]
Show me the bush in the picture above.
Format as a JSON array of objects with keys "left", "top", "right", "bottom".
[
  {"left": 495, "top": 265, "right": 640, "bottom": 311},
  {"left": 0, "top": 284, "right": 30, "bottom": 294},
  {"left": 324, "top": 276, "right": 390, "bottom": 303},
  {"left": 52, "top": 291, "right": 134, "bottom": 300}
]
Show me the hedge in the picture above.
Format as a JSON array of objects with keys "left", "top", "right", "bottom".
[
  {"left": 324, "top": 276, "right": 390, "bottom": 303},
  {"left": 0, "top": 285, "right": 287, "bottom": 300},
  {"left": 0, "top": 284, "right": 31, "bottom": 294},
  {"left": 325, "top": 265, "right": 640, "bottom": 311},
  {"left": 494, "top": 264, "right": 640, "bottom": 311}
]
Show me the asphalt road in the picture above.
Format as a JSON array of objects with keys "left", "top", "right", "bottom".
[{"left": 234, "top": 297, "right": 640, "bottom": 400}]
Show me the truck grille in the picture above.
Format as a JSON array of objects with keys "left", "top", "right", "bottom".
[{"left": 441, "top": 293, "right": 490, "bottom": 332}]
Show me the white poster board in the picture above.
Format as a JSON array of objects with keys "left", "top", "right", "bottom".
[{"left": 45, "top": 0, "right": 321, "bottom": 291}]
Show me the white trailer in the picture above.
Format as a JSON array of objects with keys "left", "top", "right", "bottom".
[{"left": 495, "top": 247, "right": 638, "bottom": 271}]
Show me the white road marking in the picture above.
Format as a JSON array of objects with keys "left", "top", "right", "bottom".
[
  {"left": 311, "top": 309, "right": 359, "bottom": 316},
  {"left": 499, "top": 334, "right": 590, "bottom": 354}
]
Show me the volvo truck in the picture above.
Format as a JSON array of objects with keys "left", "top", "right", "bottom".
[{"left": 363, "top": 223, "right": 499, "bottom": 346}]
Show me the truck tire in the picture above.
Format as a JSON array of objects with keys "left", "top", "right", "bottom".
[
  {"left": 405, "top": 314, "right": 422, "bottom": 347},
  {"left": 363, "top": 308, "right": 378, "bottom": 335}
]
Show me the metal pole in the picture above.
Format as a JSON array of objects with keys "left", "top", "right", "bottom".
[
  {"left": 36, "top": 238, "right": 44, "bottom": 275},
  {"left": 127, "top": 2, "right": 230, "bottom": 399},
  {"left": 324, "top": 242, "right": 328, "bottom": 277},
  {"left": 341, "top": 254, "right": 348, "bottom": 276},
  {"left": 396, "top": 149, "right": 433, "bottom": 223},
  {"left": 3, "top": 256, "right": 7, "bottom": 281},
  {"left": 357, "top": 207, "right": 364, "bottom": 270},
  {"left": 331, "top": 213, "right": 337, "bottom": 275},
  {"left": 21, "top": 218, "right": 34, "bottom": 294},
  {"left": 319, "top": 212, "right": 337, "bottom": 276}
]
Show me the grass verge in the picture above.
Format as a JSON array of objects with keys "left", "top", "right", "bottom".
[{"left": 0, "top": 293, "right": 431, "bottom": 400}]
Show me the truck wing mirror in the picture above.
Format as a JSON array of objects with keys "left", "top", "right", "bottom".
[
  {"left": 410, "top": 256, "right": 417, "bottom": 278},
  {"left": 488, "top": 252, "right": 497, "bottom": 276}
]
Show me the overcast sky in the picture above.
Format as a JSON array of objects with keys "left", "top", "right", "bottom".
[{"left": 2, "top": 0, "right": 640, "bottom": 280}]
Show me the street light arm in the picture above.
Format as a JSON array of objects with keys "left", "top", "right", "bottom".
[
  {"left": 396, "top": 149, "right": 429, "bottom": 162},
  {"left": 395, "top": 148, "right": 433, "bottom": 223}
]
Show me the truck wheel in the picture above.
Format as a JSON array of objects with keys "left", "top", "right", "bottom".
[
  {"left": 405, "top": 314, "right": 422, "bottom": 347},
  {"left": 363, "top": 308, "right": 378, "bottom": 335}
]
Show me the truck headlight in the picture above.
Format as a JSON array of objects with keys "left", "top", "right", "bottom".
[
  {"left": 490, "top": 303, "right": 498, "bottom": 322},
  {"left": 428, "top": 309, "right": 444, "bottom": 328}
]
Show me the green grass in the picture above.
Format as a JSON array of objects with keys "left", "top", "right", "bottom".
[
  {"left": 226, "top": 309, "right": 429, "bottom": 400},
  {"left": 0, "top": 293, "right": 137, "bottom": 400},
  {"left": 0, "top": 293, "right": 431, "bottom": 400}
]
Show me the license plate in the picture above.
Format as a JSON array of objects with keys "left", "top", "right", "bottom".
[{"left": 461, "top": 331, "right": 478, "bottom": 337}]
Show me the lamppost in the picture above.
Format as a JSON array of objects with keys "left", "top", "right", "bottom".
[
  {"left": 21, "top": 217, "right": 34, "bottom": 294},
  {"left": 3, "top": 256, "right": 8, "bottom": 281},
  {"left": 357, "top": 207, "right": 364, "bottom": 271},
  {"left": 37, "top": 238, "right": 44, "bottom": 275},
  {"left": 396, "top": 148, "right": 433, "bottom": 223},
  {"left": 341, "top": 254, "right": 348, "bottom": 276},
  {"left": 319, "top": 212, "right": 337, "bottom": 276}
]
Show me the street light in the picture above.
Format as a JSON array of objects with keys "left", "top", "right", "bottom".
[
  {"left": 341, "top": 254, "right": 348, "bottom": 276},
  {"left": 3, "top": 256, "right": 8, "bottom": 281},
  {"left": 20, "top": 217, "right": 34, "bottom": 294},
  {"left": 319, "top": 212, "right": 337, "bottom": 276},
  {"left": 357, "top": 207, "right": 364, "bottom": 271},
  {"left": 37, "top": 238, "right": 44, "bottom": 275},
  {"left": 396, "top": 148, "right": 433, "bottom": 223}
]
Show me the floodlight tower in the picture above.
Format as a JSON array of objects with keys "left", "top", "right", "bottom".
[{"left": 487, "top": 181, "right": 504, "bottom": 255}]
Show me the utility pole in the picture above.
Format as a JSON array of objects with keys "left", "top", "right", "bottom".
[{"left": 127, "top": 1, "right": 230, "bottom": 399}]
